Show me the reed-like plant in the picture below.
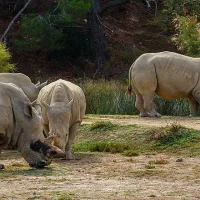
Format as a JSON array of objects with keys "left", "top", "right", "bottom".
[{"left": 81, "top": 79, "right": 191, "bottom": 116}]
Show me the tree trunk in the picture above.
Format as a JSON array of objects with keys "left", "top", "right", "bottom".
[{"left": 87, "top": 0, "right": 129, "bottom": 78}]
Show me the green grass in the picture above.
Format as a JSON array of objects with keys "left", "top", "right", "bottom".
[
  {"left": 74, "top": 121, "right": 200, "bottom": 156},
  {"left": 81, "top": 79, "right": 192, "bottom": 116}
]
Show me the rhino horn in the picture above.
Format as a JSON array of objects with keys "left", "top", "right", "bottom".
[
  {"left": 35, "top": 81, "right": 40, "bottom": 87},
  {"left": 48, "top": 146, "right": 66, "bottom": 158},
  {"left": 65, "top": 99, "right": 74, "bottom": 110},
  {"left": 36, "top": 80, "right": 48, "bottom": 91},
  {"left": 44, "top": 135, "right": 56, "bottom": 145},
  {"left": 42, "top": 100, "right": 50, "bottom": 109}
]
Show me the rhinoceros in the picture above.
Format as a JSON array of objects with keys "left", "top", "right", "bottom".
[
  {"left": 0, "top": 73, "right": 47, "bottom": 102},
  {"left": 0, "top": 82, "right": 65, "bottom": 169},
  {"left": 128, "top": 51, "right": 200, "bottom": 117},
  {"left": 36, "top": 79, "right": 86, "bottom": 160}
]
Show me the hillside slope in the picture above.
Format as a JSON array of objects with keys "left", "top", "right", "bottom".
[{"left": 7, "top": 1, "right": 178, "bottom": 81}]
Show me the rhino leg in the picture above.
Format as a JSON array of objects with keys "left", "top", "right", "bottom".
[
  {"left": 43, "top": 124, "right": 49, "bottom": 136},
  {"left": 65, "top": 122, "right": 80, "bottom": 160},
  {"left": 143, "top": 93, "right": 161, "bottom": 117},
  {"left": 135, "top": 94, "right": 150, "bottom": 117},
  {"left": 189, "top": 96, "right": 199, "bottom": 116},
  {"left": 0, "top": 148, "right": 5, "bottom": 170}
]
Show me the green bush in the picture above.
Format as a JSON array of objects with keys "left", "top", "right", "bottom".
[
  {"left": 0, "top": 42, "right": 15, "bottom": 72},
  {"left": 13, "top": 0, "right": 91, "bottom": 61},
  {"left": 176, "top": 15, "right": 200, "bottom": 56}
]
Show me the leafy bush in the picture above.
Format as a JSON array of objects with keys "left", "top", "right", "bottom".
[
  {"left": 0, "top": 42, "right": 15, "bottom": 72},
  {"left": 176, "top": 15, "right": 200, "bottom": 56},
  {"left": 13, "top": 0, "right": 91, "bottom": 61}
]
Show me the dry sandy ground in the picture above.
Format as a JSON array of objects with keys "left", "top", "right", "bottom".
[
  {"left": 84, "top": 115, "right": 200, "bottom": 130},
  {"left": 1, "top": 115, "right": 200, "bottom": 200}
]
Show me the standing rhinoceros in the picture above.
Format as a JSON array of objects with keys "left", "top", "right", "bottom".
[
  {"left": 36, "top": 79, "right": 86, "bottom": 160},
  {"left": 0, "top": 73, "right": 47, "bottom": 102},
  {"left": 128, "top": 51, "right": 200, "bottom": 117},
  {"left": 0, "top": 83, "right": 65, "bottom": 169}
]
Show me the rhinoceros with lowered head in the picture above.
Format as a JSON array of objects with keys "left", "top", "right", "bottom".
[
  {"left": 128, "top": 51, "right": 200, "bottom": 117},
  {"left": 0, "top": 73, "right": 47, "bottom": 102},
  {"left": 0, "top": 83, "right": 65, "bottom": 169},
  {"left": 36, "top": 79, "right": 86, "bottom": 160}
]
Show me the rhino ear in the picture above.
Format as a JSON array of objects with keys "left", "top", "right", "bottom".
[
  {"left": 24, "top": 103, "right": 33, "bottom": 118},
  {"left": 36, "top": 81, "right": 48, "bottom": 91},
  {"left": 42, "top": 101, "right": 50, "bottom": 110},
  {"left": 35, "top": 81, "right": 40, "bottom": 87},
  {"left": 44, "top": 135, "right": 56, "bottom": 145},
  {"left": 65, "top": 99, "right": 74, "bottom": 109}
]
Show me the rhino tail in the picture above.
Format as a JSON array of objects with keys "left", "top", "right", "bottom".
[{"left": 128, "top": 63, "right": 134, "bottom": 95}]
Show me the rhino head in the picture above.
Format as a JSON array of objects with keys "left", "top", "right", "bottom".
[
  {"left": 18, "top": 102, "right": 65, "bottom": 168},
  {"left": 42, "top": 99, "right": 74, "bottom": 151}
]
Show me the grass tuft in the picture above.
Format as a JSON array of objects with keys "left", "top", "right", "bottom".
[{"left": 89, "top": 121, "right": 116, "bottom": 131}]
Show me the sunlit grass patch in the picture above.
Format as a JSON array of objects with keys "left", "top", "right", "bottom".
[
  {"left": 149, "top": 123, "right": 200, "bottom": 154},
  {"left": 76, "top": 122, "right": 200, "bottom": 156},
  {"left": 50, "top": 191, "right": 75, "bottom": 200},
  {"left": 74, "top": 141, "right": 132, "bottom": 153},
  {"left": 89, "top": 121, "right": 116, "bottom": 131},
  {"left": 122, "top": 150, "right": 139, "bottom": 157}
]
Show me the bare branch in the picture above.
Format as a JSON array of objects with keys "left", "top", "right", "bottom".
[{"left": 1, "top": 0, "right": 32, "bottom": 43}]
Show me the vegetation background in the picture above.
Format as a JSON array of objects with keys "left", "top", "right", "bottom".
[{"left": 1, "top": 0, "right": 200, "bottom": 116}]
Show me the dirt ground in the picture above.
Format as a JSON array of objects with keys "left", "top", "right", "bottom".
[
  {"left": 1, "top": 115, "right": 200, "bottom": 200},
  {"left": 84, "top": 115, "right": 200, "bottom": 130}
]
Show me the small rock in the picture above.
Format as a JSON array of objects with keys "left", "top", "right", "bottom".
[{"left": 176, "top": 158, "right": 183, "bottom": 162}]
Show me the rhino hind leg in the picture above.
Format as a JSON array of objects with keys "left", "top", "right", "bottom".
[
  {"left": 142, "top": 93, "right": 161, "bottom": 117},
  {"left": 135, "top": 94, "right": 150, "bottom": 117},
  {"left": 65, "top": 122, "right": 80, "bottom": 160},
  {"left": 0, "top": 164, "right": 5, "bottom": 170},
  {"left": 188, "top": 97, "right": 198, "bottom": 117}
]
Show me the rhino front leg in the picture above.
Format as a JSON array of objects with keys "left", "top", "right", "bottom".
[
  {"left": 135, "top": 94, "right": 150, "bottom": 117},
  {"left": 143, "top": 93, "right": 161, "bottom": 117},
  {"left": 43, "top": 124, "right": 49, "bottom": 137},
  {"left": 65, "top": 122, "right": 80, "bottom": 160},
  {"left": 188, "top": 97, "right": 198, "bottom": 117},
  {"left": 0, "top": 148, "right": 5, "bottom": 170}
]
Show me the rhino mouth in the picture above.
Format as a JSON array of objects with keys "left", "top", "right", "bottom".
[{"left": 29, "top": 160, "right": 48, "bottom": 169}]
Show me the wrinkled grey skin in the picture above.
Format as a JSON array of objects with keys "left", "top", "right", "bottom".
[
  {"left": 128, "top": 51, "right": 200, "bottom": 117},
  {"left": 0, "top": 73, "right": 47, "bottom": 101},
  {"left": 0, "top": 83, "right": 64, "bottom": 169},
  {"left": 36, "top": 79, "right": 86, "bottom": 160}
]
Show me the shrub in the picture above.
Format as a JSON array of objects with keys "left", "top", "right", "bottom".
[
  {"left": 13, "top": 0, "right": 91, "bottom": 63},
  {"left": 0, "top": 42, "right": 15, "bottom": 72},
  {"left": 176, "top": 15, "right": 200, "bottom": 56}
]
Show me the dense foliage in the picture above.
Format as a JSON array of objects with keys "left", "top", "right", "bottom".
[
  {"left": 0, "top": 42, "right": 15, "bottom": 72},
  {"left": 13, "top": 0, "right": 91, "bottom": 68},
  {"left": 160, "top": 0, "right": 200, "bottom": 56}
]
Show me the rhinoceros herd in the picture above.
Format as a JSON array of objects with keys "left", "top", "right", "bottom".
[
  {"left": 0, "top": 73, "right": 86, "bottom": 169},
  {"left": 0, "top": 51, "right": 198, "bottom": 169}
]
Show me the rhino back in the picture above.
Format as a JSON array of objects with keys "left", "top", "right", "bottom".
[
  {"left": 0, "top": 73, "right": 38, "bottom": 101},
  {"left": 133, "top": 52, "right": 200, "bottom": 99},
  {"left": 38, "top": 79, "right": 86, "bottom": 124}
]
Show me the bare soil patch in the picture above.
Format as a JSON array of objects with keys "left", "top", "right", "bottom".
[{"left": 84, "top": 115, "right": 200, "bottom": 130}]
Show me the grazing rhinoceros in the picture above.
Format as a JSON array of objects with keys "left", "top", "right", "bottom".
[
  {"left": 0, "top": 73, "right": 47, "bottom": 102},
  {"left": 0, "top": 83, "right": 65, "bottom": 169},
  {"left": 128, "top": 51, "right": 200, "bottom": 117},
  {"left": 36, "top": 79, "right": 86, "bottom": 160}
]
